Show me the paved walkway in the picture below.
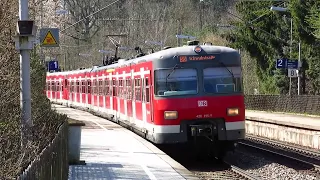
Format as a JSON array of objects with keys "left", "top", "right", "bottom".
[
  {"left": 52, "top": 104, "right": 198, "bottom": 180},
  {"left": 246, "top": 110, "right": 320, "bottom": 131}
]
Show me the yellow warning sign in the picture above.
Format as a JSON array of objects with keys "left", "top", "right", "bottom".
[{"left": 42, "top": 30, "right": 57, "bottom": 45}]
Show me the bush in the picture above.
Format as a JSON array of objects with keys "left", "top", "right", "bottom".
[{"left": 0, "top": 0, "right": 67, "bottom": 178}]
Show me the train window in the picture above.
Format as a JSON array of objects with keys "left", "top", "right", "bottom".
[
  {"left": 51, "top": 82, "right": 55, "bottom": 91},
  {"left": 92, "top": 80, "right": 96, "bottom": 95},
  {"left": 126, "top": 79, "right": 131, "bottom": 100},
  {"left": 135, "top": 78, "right": 141, "bottom": 101},
  {"left": 76, "top": 81, "right": 80, "bottom": 93},
  {"left": 120, "top": 79, "right": 126, "bottom": 99},
  {"left": 97, "top": 80, "right": 99, "bottom": 95},
  {"left": 119, "top": 79, "right": 123, "bottom": 98},
  {"left": 203, "top": 67, "right": 242, "bottom": 94},
  {"left": 104, "top": 79, "right": 109, "bottom": 95},
  {"left": 154, "top": 68, "right": 198, "bottom": 96},
  {"left": 112, "top": 79, "right": 117, "bottom": 96},
  {"left": 109, "top": 79, "right": 113, "bottom": 95},
  {"left": 98, "top": 80, "right": 100, "bottom": 95},
  {"left": 57, "top": 82, "right": 60, "bottom": 91},
  {"left": 82, "top": 81, "right": 86, "bottom": 93},
  {"left": 99, "top": 80, "right": 103, "bottom": 95}
]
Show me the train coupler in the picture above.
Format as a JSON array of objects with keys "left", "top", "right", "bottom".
[{"left": 190, "top": 124, "right": 213, "bottom": 137}]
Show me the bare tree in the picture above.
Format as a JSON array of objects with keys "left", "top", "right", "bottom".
[
  {"left": 64, "top": 0, "right": 102, "bottom": 42},
  {"left": 58, "top": 0, "right": 236, "bottom": 70}
]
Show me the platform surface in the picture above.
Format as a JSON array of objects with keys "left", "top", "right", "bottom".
[
  {"left": 246, "top": 110, "right": 320, "bottom": 131},
  {"left": 52, "top": 104, "right": 198, "bottom": 180}
]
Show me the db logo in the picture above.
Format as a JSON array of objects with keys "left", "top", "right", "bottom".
[
  {"left": 179, "top": 56, "right": 187, "bottom": 62},
  {"left": 198, "top": 100, "right": 208, "bottom": 107}
]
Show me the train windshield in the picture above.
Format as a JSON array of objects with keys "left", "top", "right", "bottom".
[
  {"left": 203, "top": 67, "right": 242, "bottom": 94},
  {"left": 155, "top": 68, "right": 197, "bottom": 96}
]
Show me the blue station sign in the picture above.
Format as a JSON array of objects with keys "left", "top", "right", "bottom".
[{"left": 276, "top": 58, "right": 298, "bottom": 69}]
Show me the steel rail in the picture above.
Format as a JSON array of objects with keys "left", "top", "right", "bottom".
[
  {"left": 245, "top": 134, "right": 320, "bottom": 159},
  {"left": 240, "top": 135, "right": 320, "bottom": 172},
  {"left": 223, "top": 159, "right": 262, "bottom": 180}
]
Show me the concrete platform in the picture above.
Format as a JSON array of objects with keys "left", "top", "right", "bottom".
[
  {"left": 246, "top": 110, "right": 320, "bottom": 131},
  {"left": 245, "top": 110, "right": 320, "bottom": 150},
  {"left": 52, "top": 104, "right": 198, "bottom": 180}
]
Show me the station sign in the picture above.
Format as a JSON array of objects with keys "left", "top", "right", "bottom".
[{"left": 276, "top": 58, "right": 298, "bottom": 69}]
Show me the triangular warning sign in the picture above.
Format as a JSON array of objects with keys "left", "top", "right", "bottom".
[{"left": 42, "top": 30, "right": 57, "bottom": 45}]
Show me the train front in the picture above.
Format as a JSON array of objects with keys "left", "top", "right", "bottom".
[{"left": 152, "top": 43, "right": 245, "bottom": 156}]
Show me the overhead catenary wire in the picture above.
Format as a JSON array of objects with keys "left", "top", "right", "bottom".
[
  {"left": 226, "top": 10, "right": 289, "bottom": 43},
  {"left": 60, "top": 0, "right": 121, "bottom": 33}
]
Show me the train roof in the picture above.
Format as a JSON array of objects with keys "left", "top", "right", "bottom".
[
  {"left": 46, "top": 68, "right": 93, "bottom": 76},
  {"left": 46, "top": 45, "right": 239, "bottom": 76},
  {"left": 92, "top": 45, "right": 239, "bottom": 72}
]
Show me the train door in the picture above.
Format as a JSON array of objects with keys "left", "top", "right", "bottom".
[
  {"left": 70, "top": 80, "right": 74, "bottom": 103},
  {"left": 81, "top": 79, "right": 86, "bottom": 105},
  {"left": 143, "top": 72, "right": 151, "bottom": 127},
  {"left": 103, "top": 77, "right": 109, "bottom": 113},
  {"left": 52, "top": 80, "right": 56, "bottom": 100},
  {"left": 87, "top": 78, "right": 92, "bottom": 108},
  {"left": 133, "top": 71, "right": 143, "bottom": 127},
  {"left": 116, "top": 74, "right": 121, "bottom": 120},
  {"left": 112, "top": 76, "right": 118, "bottom": 119},
  {"left": 63, "top": 78, "right": 69, "bottom": 102},
  {"left": 56, "top": 80, "right": 61, "bottom": 103},
  {"left": 98, "top": 78, "right": 102, "bottom": 110},
  {"left": 108, "top": 73, "right": 113, "bottom": 115},
  {"left": 126, "top": 75, "right": 133, "bottom": 123}
]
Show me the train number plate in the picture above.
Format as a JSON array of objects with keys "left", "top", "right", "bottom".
[{"left": 198, "top": 100, "right": 208, "bottom": 107}]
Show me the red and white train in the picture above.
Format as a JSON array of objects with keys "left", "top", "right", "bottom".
[{"left": 46, "top": 41, "right": 245, "bottom": 157}]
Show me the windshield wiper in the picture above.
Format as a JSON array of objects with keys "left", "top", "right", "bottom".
[
  {"left": 165, "top": 64, "right": 179, "bottom": 90},
  {"left": 217, "top": 60, "right": 236, "bottom": 85}
]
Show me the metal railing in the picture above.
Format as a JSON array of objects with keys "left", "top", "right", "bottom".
[{"left": 17, "top": 121, "right": 69, "bottom": 180}]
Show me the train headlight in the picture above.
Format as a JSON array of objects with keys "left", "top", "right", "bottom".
[
  {"left": 227, "top": 108, "right": 239, "bottom": 116},
  {"left": 164, "top": 111, "right": 178, "bottom": 120}
]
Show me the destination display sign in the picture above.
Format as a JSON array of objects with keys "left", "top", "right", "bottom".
[{"left": 179, "top": 55, "right": 216, "bottom": 63}]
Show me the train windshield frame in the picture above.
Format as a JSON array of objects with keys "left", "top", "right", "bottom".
[
  {"left": 154, "top": 68, "right": 198, "bottom": 97},
  {"left": 203, "top": 67, "right": 242, "bottom": 94}
]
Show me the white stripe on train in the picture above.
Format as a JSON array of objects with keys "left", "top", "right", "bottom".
[{"left": 53, "top": 98, "right": 245, "bottom": 134}]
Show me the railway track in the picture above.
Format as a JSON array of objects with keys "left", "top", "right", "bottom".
[
  {"left": 158, "top": 145, "right": 261, "bottom": 180},
  {"left": 186, "top": 159, "right": 262, "bottom": 180},
  {"left": 222, "top": 161, "right": 261, "bottom": 180},
  {"left": 240, "top": 134, "right": 320, "bottom": 175}
]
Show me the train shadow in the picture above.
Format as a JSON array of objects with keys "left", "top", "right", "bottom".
[
  {"left": 157, "top": 143, "right": 317, "bottom": 174},
  {"left": 156, "top": 144, "right": 231, "bottom": 172}
]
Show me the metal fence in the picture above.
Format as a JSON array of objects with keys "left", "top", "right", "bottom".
[
  {"left": 17, "top": 121, "right": 69, "bottom": 180},
  {"left": 245, "top": 95, "right": 320, "bottom": 115}
]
